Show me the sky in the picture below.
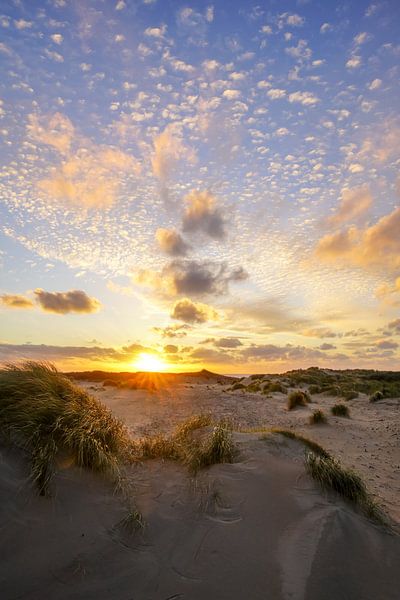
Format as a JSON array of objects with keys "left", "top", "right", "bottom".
[{"left": 0, "top": 0, "right": 399, "bottom": 374}]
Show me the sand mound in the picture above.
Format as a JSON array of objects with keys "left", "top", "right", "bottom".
[{"left": 0, "top": 434, "right": 399, "bottom": 600}]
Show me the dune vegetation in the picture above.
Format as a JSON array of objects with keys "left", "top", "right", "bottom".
[
  {"left": 287, "top": 390, "right": 311, "bottom": 410},
  {"left": 0, "top": 362, "right": 131, "bottom": 495}
]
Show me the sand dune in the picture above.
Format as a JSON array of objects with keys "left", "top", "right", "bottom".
[{"left": 1, "top": 433, "right": 399, "bottom": 600}]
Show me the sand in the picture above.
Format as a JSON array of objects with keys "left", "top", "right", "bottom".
[
  {"left": 87, "top": 380, "right": 400, "bottom": 523},
  {"left": 1, "top": 380, "right": 399, "bottom": 599}
]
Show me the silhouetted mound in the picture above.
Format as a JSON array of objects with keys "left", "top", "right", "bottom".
[{"left": 67, "top": 368, "right": 235, "bottom": 388}]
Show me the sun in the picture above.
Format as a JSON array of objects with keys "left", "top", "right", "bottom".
[{"left": 133, "top": 352, "right": 167, "bottom": 372}]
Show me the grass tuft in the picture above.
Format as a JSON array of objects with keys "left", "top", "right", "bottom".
[
  {"left": 270, "top": 429, "right": 332, "bottom": 459},
  {"left": 287, "top": 390, "right": 311, "bottom": 410},
  {"left": 309, "top": 409, "right": 327, "bottom": 425},
  {"left": 369, "top": 390, "right": 384, "bottom": 403},
  {"left": 331, "top": 403, "right": 349, "bottom": 417},
  {"left": 306, "top": 452, "right": 383, "bottom": 523},
  {"left": 0, "top": 361, "right": 131, "bottom": 495}
]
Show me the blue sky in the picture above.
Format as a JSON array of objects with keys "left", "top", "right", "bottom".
[{"left": 0, "top": 0, "right": 399, "bottom": 372}]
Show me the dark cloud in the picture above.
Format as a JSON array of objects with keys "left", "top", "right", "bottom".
[
  {"left": 182, "top": 190, "right": 226, "bottom": 239},
  {"left": 0, "top": 294, "right": 34, "bottom": 309},
  {"left": 318, "top": 343, "right": 337, "bottom": 350},
  {"left": 375, "top": 339, "right": 398, "bottom": 350},
  {"left": 241, "top": 344, "right": 326, "bottom": 361},
  {"left": 171, "top": 297, "right": 218, "bottom": 323},
  {"left": 156, "top": 228, "right": 191, "bottom": 256},
  {"left": 189, "top": 347, "right": 235, "bottom": 363},
  {"left": 34, "top": 289, "right": 101, "bottom": 314},
  {"left": 214, "top": 337, "right": 243, "bottom": 348},
  {"left": 164, "top": 344, "right": 178, "bottom": 354},
  {"left": 388, "top": 319, "right": 400, "bottom": 333},
  {"left": 167, "top": 260, "right": 248, "bottom": 296}
]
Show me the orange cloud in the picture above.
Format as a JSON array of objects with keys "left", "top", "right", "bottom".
[
  {"left": 34, "top": 289, "right": 101, "bottom": 314},
  {"left": 182, "top": 189, "right": 226, "bottom": 239},
  {"left": 151, "top": 124, "right": 196, "bottom": 185},
  {"left": 28, "top": 112, "right": 140, "bottom": 208},
  {"left": 0, "top": 294, "right": 34, "bottom": 309},
  {"left": 326, "top": 185, "right": 372, "bottom": 226},
  {"left": 316, "top": 206, "right": 400, "bottom": 270},
  {"left": 171, "top": 297, "right": 218, "bottom": 323},
  {"left": 155, "top": 228, "right": 190, "bottom": 256}
]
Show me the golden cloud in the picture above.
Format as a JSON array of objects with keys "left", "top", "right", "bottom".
[
  {"left": 0, "top": 294, "right": 34, "bottom": 309},
  {"left": 182, "top": 189, "right": 226, "bottom": 239},
  {"left": 326, "top": 185, "right": 372, "bottom": 226},
  {"left": 171, "top": 297, "right": 218, "bottom": 323},
  {"left": 151, "top": 124, "right": 196, "bottom": 184},
  {"left": 155, "top": 228, "right": 190, "bottom": 256},
  {"left": 34, "top": 289, "right": 101, "bottom": 314},
  {"left": 315, "top": 206, "right": 400, "bottom": 270}
]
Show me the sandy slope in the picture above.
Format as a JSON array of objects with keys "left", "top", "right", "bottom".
[
  {"left": 1, "top": 434, "right": 399, "bottom": 600},
  {"left": 85, "top": 381, "right": 400, "bottom": 523}
]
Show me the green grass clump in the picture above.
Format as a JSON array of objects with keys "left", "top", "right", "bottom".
[
  {"left": 231, "top": 382, "right": 246, "bottom": 391},
  {"left": 306, "top": 452, "right": 382, "bottom": 522},
  {"left": 287, "top": 390, "right": 311, "bottom": 410},
  {"left": 270, "top": 429, "right": 331, "bottom": 459},
  {"left": 308, "top": 384, "right": 322, "bottom": 395},
  {"left": 135, "top": 414, "right": 236, "bottom": 474},
  {"left": 264, "top": 382, "right": 287, "bottom": 394},
  {"left": 247, "top": 383, "right": 261, "bottom": 393},
  {"left": 369, "top": 390, "right": 384, "bottom": 403},
  {"left": 0, "top": 362, "right": 131, "bottom": 495},
  {"left": 331, "top": 403, "right": 349, "bottom": 417},
  {"left": 309, "top": 409, "right": 327, "bottom": 425}
]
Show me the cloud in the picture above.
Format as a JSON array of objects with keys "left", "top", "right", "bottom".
[
  {"left": 301, "top": 327, "right": 337, "bottom": 338},
  {"left": 214, "top": 337, "right": 242, "bottom": 348},
  {"left": 34, "top": 289, "right": 101, "bottom": 314},
  {"left": 388, "top": 319, "right": 400, "bottom": 333},
  {"left": 156, "top": 228, "right": 190, "bottom": 256},
  {"left": 0, "top": 294, "right": 34, "bottom": 309},
  {"left": 151, "top": 124, "right": 196, "bottom": 193},
  {"left": 182, "top": 190, "right": 226, "bottom": 239},
  {"left": 241, "top": 343, "right": 325, "bottom": 362},
  {"left": 318, "top": 343, "right": 336, "bottom": 350},
  {"left": 136, "top": 260, "right": 248, "bottom": 297},
  {"left": 288, "top": 91, "right": 319, "bottom": 106},
  {"left": 346, "top": 55, "right": 361, "bottom": 69},
  {"left": 326, "top": 185, "right": 372, "bottom": 226},
  {"left": 28, "top": 113, "right": 140, "bottom": 208},
  {"left": 152, "top": 323, "right": 191, "bottom": 338},
  {"left": 28, "top": 112, "right": 74, "bottom": 154},
  {"left": 315, "top": 206, "right": 400, "bottom": 270},
  {"left": 267, "top": 88, "right": 286, "bottom": 100},
  {"left": 171, "top": 297, "right": 218, "bottom": 323}
]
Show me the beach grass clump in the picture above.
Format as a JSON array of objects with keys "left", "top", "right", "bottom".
[
  {"left": 0, "top": 362, "right": 131, "bottom": 495},
  {"left": 306, "top": 452, "right": 382, "bottom": 522},
  {"left": 287, "top": 390, "right": 311, "bottom": 410},
  {"left": 186, "top": 425, "right": 235, "bottom": 473},
  {"left": 369, "top": 390, "right": 384, "bottom": 403},
  {"left": 309, "top": 409, "right": 327, "bottom": 425},
  {"left": 308, "top": 384, "right": 322, "bottom": 395},
  {"left": 264, "top": 381, "right": 287, "bottom": 394},
  {"left": 270, "top": 429, "right": 331, "bottom": 459},
  {"left": 231, "top": 382, "right": 246, "bottom": 391},
  {"left": 331, "top": 403, "right": 349, "bottom": 417}
]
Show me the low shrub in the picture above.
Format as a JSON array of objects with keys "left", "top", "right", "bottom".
[
  {"left": 231, "top": 382, "right": 246, "bottom": 391},
  {"left": 309, "top": 409, "right": 327, "bottom": 425},
  {"left": 369, "top": 390, "right": 384, "bottom": 403},
  {"left": 287, "top": 390, "right": 311, "bottom": 410},
  {"left": 343, "top": 390, "right": 358, "bottom": 400},
  {"left": 331, "top": 403, "right": 349, "bottom": 417}
]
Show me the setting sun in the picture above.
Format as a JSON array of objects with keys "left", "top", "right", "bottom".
[{"left": 133, "top": 353, "right": 167, "bottom": 373}]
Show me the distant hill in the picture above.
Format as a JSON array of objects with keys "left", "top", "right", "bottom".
[{"left": 66, "top": 368, "right": 236, "bottom": 386}]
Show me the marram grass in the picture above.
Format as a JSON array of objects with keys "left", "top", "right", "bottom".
[
  {"left": 0, "top": 362, "right": 131, "bottom": 495},
  {"left": 306, "top": 452, "right": 384, "bottom": 524}
]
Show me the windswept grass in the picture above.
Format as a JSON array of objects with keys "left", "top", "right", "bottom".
[
  {"left": 306, "top": 452, "right": 383, "bottom": 523},
  {"left": 331, "top": 403, "right": 349, "bottom": 417},
  {"left": 270, "top": 429, "right": 331, "bottom": 459},
  {"left": 134, "top": 414, "right": 236, "bottom": 473},
  {"left": 287, "top": 390, "right": 311, "bottom": 410},
  {"left": 0, "top": 362, "right": 131, "bottom": 495},
  {"left": 369, "top": 390, "right": 384, "bottom": 403}
]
